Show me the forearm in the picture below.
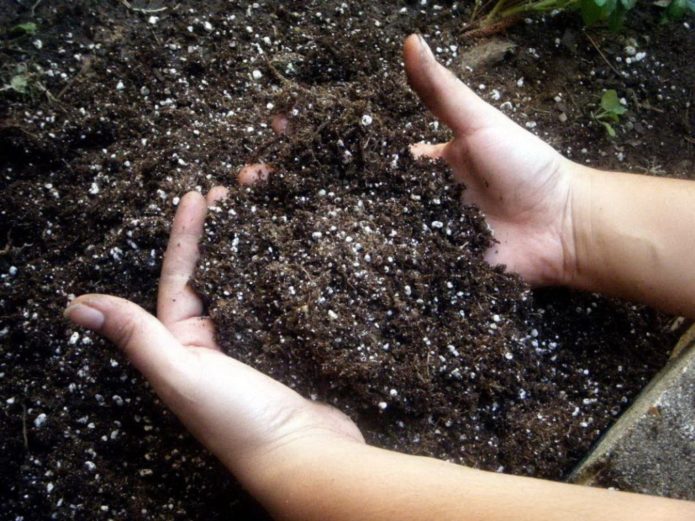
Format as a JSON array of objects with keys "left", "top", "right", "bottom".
[
  {"left": 568, "top": 164, "right": 695, "bottom": 318},
  {"left": 241, "top": 439, "right": 693, "bottom": 521}
]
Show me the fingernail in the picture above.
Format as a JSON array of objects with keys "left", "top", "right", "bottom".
[
  {"left": 64, "top": 303, "right": 105, "bottom": 331},
  {"left": 417, "top": 34, "right": 434, "bottom": 58}
]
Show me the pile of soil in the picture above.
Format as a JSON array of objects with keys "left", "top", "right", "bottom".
[
  {"left": 193, "top": 75, "right": 674, "bottom": 473},
  {"left": 1, "top": 1, "right": 692, "bottom": 519}
]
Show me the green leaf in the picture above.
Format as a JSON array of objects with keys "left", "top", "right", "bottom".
[
  {"left": 600, "top": 90, "right": 623, "bottom": 112},
  {"left": 11, "top": 22, "right": 38, "bottom": 35},
  {"left": 665, "top": 0, "right": 687, "bottom": 19},
  {"left": 600, "top": 121, "right": 616, "bottom": 137},
  {"left": 688, "top": 0, "right": 695, "bottom": 13},
  {"left": 620, "top": 0, "right": 637, "bottom": 8},
  {"left": 608, "top": 2, "right": 627, "bottom": 30},
  {"left": 603, "top": 0, "right": 618, "bottom": 15},
  {"left": 581, "top": 0, "right": 620, "bottom": 24},
  {"left": 581, "top": 0, "right": 605, "bottom": 24},
  {"left": 10, "top": 75, "right": 29, "bottom": 94}
]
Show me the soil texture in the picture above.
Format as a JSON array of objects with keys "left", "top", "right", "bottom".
[{"left": 1, "top": 1, "right": 693, "bottom": 519}]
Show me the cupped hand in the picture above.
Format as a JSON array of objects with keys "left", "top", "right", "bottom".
[
  {"left": 64, "top": 188, "right": 363, "bottom": 486},
  {"left": 404, "top": 34, "right": 579, "bottom": 286}
]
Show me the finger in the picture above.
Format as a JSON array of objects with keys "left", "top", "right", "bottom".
[
  {"left": 65, "top": 294, "right": 194, "bottom": 402},
  {"left": 206, "top": 185, "right": 229, "bottom": 206},
  {"left": 158, "top": 191, "right": 207, "bottom": 325},
  {"left": 271, "top": 113, "right": 289, "bottom": 135},
  {"left": 167, "top": 317, "right": 219, "bottom": 351},
  {"left": 403, "top": 34, "right": 504, "bottom": 136},
  {"left": 238, "top": 163, "right": 273, "bottom": 186},
  {"left": 409, "top": 141, "right": 448, "bottom": 160}
]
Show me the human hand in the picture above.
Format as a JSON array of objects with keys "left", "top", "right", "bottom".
[
  {"left": 64, "top": 188, "right": 363, "bottom": 488},
  {"left": 404, "top": 34, "right": 580, "bottom": 286}
]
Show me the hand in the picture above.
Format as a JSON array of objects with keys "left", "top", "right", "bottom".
[
  {"left": 404, "top": 34, "right": 580, "bottom": 286},
  {"left": 64, "top": 188, "right": 363, "bottom": 487}
]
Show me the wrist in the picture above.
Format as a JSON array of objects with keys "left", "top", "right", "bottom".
[
  {"left": 238, "top": 433, "right": 366, "bottom": 514},
  {"left": 556, "top": 160, "right": 601, "bottom": 290},
  {"left": 230, "top": 402, "right": 365, "bottom": 499}
]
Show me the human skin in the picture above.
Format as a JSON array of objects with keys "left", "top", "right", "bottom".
[
  {"left": 63, "top": 34, "right": 695, "bottom": 520},
  {"left": 405, "top": 34, "right": 695, "bottom": 318}
]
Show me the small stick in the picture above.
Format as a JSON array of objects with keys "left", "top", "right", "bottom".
[
  {"left": 21, "top": 404, "right": 29, "bottom": 450},
  {"left": 35, "top": 81, "right": 63, "bottom": 107},
  {"left": 119, "top": 0, "right": 168, "bottom": 14},
  {"left": 149, "top": 26, "right": 162, "bottom": 45},
  {"left": 463, "top": 15, "right": 521, "bottom": 39},
  {"left": 58, "top": 57, "right": 92, "bottom": 99},
  {"left": 584, "top": 32, "right": 622, "bottom": 78},
  {"left": 31, "top": 0, "right": 42, "bottom": 16},
  {"left": 263, "top": 55, "right": 295, "bottom": 88}
]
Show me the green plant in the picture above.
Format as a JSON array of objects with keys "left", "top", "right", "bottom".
[
  {"left": 592, "top": 90, "right": 627, "bottom": 137},
  {"left": 1, "top": 62, "right": 33, "bottom": 96},
  {"left": 579, "top": 0, "right": 638, "bottom": 31},
  {"left": 470, "top": 0, "right": 692, "bottom": 34},
  {"left": 482, "top": 0, "right": 580, "bottom": 25},
  {"left": 0, "top": 74, "right": 30, "bottom": 95},
  {"left": 9, "top": 75, "right": 29, "bottom": 94},
  {"left": 9, "top": 22, "right": 38, "bottom": 36},
  {"left": 658, "top": 0, "right": 695, "bottom": 20}
]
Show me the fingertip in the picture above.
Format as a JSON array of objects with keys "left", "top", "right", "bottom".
[
  {"left": 403, "top": 33, "right": 424, "bottom": 63},
  {"left": 409, "top": 141, "right": 447, "bottom": 160},
  {"left": 404, "top": 33, "right": 500, "bottom": 137},
  {"left": 403, "top": 33, "right": 434, "bottom": 86},
  {"left": 178, "top": 191, "right": 207, "bottom": 217},
  {"left": 206, "top": 186, "right": 229, "bottom": 206},
  {"left": 65, "top": 294, "right": 110, "bottom": 331},
  {"left": 65, "top": 303, "right": 105, "bottom": 331},
  {"left": 271, "top": 113, "right": 289, "bottom": 135},
  {"left": 182, "top": 190, "right": 206, "bottom": 204},
  {"left": 176, "top": 190, "right": 207, "bottom": 223},
  {"left": 238, "top": 163, "right": 273, "bottom": 186}
]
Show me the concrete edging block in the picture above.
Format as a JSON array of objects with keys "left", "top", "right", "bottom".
[{"left": 568, "top": 324, "right": 695, "bottom": 500}]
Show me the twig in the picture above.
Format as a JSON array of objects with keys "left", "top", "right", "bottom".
[
  {"left": 21, "top": 404, "right": 29, "bottom": 450},
  {"left": 58, "top": 57, "right": 92, "bottom": 99},
  {"left": 685, "top": 136, "right": 695, "bottom": 145},
  {"left": 584, "top": 32, "right": 622, "bottom": 78},
  {"left": 463, "top": 15, "right": 521, "bottom": 38},
  {"left": 149, "top": 26, "right": 162, "bottom": 45},
  {"left": 263, "top": 56, "right": 292, "bottom": 86},
  {"left": 119, "top": 0, "right": 168, "bottom": 14},
  {"left": 35, "top": 81, "right": 62, "bottom": 106},
  {"left": 30, "top": 0, "right": 42, "bottom": 16},
  {"left": 637, "top": 101, "right": 664, "bottom": 114}
]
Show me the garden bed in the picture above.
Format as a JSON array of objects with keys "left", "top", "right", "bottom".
[{"left": 1, "top": 1, "right": 693, "bottom": 519}]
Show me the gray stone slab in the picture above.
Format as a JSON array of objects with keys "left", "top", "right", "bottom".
[{"left": 569, "top": 325, "right": 695, "bottom": 500}]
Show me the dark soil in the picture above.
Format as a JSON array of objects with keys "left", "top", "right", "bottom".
[{"left": 1, "top": 1, "right": 693, "bottom": 519}]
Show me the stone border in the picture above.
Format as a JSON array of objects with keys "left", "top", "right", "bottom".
[{"left": 568, "top": 324, "right": 695, "bottom": 500}]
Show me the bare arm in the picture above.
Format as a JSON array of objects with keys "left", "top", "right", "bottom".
[
  {"left": 568, "top": 165, "right": 695, "bottom": 318},
  {"left": 244, "top": 438, "right": 695, "bottom": 521}
]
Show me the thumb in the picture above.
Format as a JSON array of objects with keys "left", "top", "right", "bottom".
[
  {"left": 403, "top": 34, "right": 504, "bottom": 136},
  {"left": 64, "top": 294, "right": 193, "bottom": 401}
]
